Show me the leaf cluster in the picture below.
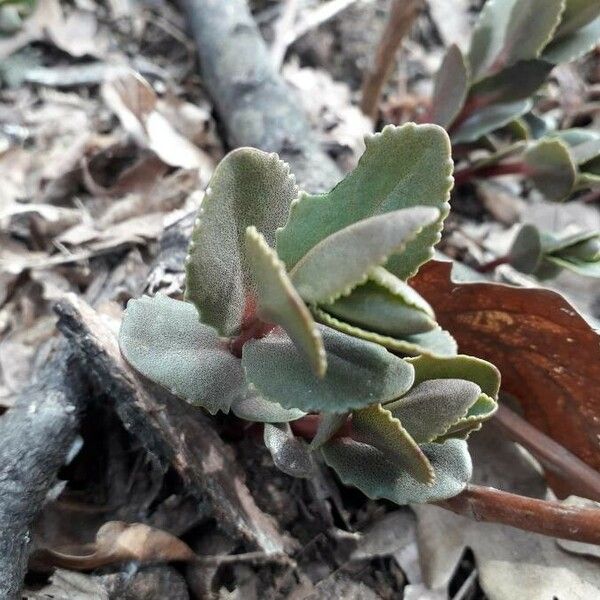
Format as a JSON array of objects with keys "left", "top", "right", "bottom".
[
  {"left": 119, "top": 124, "right": 500, "bottom": 505},
  {"left": 430, "top": 0, "right": 600, "bottom": 204}
]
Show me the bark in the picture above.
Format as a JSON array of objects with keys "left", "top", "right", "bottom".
[
  {"left": 0, "top": 344, "right": 84, "bottom": 600},
  {"left": 179, "top": 0, "right": 342, "bottom": 194}
]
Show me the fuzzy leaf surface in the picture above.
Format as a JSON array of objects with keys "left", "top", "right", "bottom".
[
  {"left": 405, "top": 353, "right": 501, "bottom": 398},
  {"left": 509, "top": 224, "right": 544, "bottom": 273},
  {"left": 468, "top": 0, "right": 563, "bottom": 79},
  {"left": 119, "top": 294, "right": 244, "bottom": 414},
  {"left": 290, "top": 207, "right": 439, "bottom": 304},
  {"left": 277, "top": 123, "right": 453, "bottom": 280},
  {"left": 543, "top": 15, "right": 600, "bottom": 62},
  {"left": 352, "top": 404, "right": 435, "bottom": 484},
  {"left": 242, "top": 327, "right": 414, "bottom": 413},
  {"left": 185, "top": 148, "right": 298, "bottom": 336},
  {"left": 313, "top": 307, "right": 458, "bottom": 357},
  {"left": 384, "top": 379, "right": 482, "bottom": 444},
  {"left": 430, "top": 44, "right": 469, "bottom": 128},
  {"left": 230, "top": 388, "right": 305, "bottom": 423},
  {"left": 245, "top": 226, "right": 326, "bottom": 376},
  {"left": 322, "top": 267, "right": 436, "bottom": 337},
  {"left": 322, "top": 438, "right": 472, "bottom": 504},
  {"left": 452, "top": 100, "right": 532, "bottom": 143},
  {"left": 556, "top": 0, "right": 600, "bottom": 37},
  {"left": 524, "top": 138, "right": 577, "bottom": 200},
  {"left": 264, "top": 423, "right": 314, "bottom": 478}
]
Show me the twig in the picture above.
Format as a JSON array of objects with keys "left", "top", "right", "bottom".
[
  {"left": 494, "top": 404, "right": 600, "bottom": 503},
  {"left": 453, "top": 162, "right": 528, "bottom": 186},
  {"left": 436, "top": 484, "right": 600, "bottom": 545},
  {"left": 271, "top": 0, "right": 301, "bottom": 70},
  {"left": 360, "top": 0, "right": 423, "bottom": 119}
]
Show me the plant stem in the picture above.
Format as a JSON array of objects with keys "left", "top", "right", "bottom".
[
  {"left": 293, "top": 413, "right": 600, "bottom": 543},
  {"left": 436, "top": 484, "right": 600, "bottom": 544},
  {"left": 494, "top": 404, "right": 600, "bottom": 502},
  {"left": 360, "top": 0, "right": 423, "bottom": 119},
  {"left": 454, "top": 162, "right": 528, "bottom": 186},
  {"left": 475, "top": 254, "right": 511, "bottom": 273}
]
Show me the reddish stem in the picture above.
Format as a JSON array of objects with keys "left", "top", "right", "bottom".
[
  {"left": 228, "top": 295, "right": 275, "bottom": 357},
  {"left": 454, "top": 162, "right": 529, "bottom": 186},
  {"left": 475, "top": 254, "right": 511, "bottom": 273},
  {"left": 290, "top": 414, "right": 352, "bottom": 441}
]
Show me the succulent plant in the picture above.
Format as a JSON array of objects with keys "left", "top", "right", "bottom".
[
  {"left": 509, "top": 224, "right": 600, "bottom": 278},
  {"left": 119, "top": 123, "right": 500, "bottom": 505},
  {"left": 430, "top": 0, "right": 600, "bottom": 202}
]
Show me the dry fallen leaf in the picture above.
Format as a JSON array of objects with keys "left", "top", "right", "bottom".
[
  {"left": 410, "top": 260, "right": 600, "bottom": 496},
  {"left": 414, "top": 423, "right": 600, "bottom": 600},
  {"left": 101, "top": 70, "right": 212, "bottom": 171},
  {"left": 32, "top": 521, "right": 196, "bottom": 571}
]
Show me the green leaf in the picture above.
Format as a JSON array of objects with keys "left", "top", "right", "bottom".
[
  {"left": 310, "top": 413, "right": 348, "bottom": 450},
  {"left": 289, "top": 207, "right": 439, "bottom": 304},
  {"left": 185, "top": 148, "right": 298, "bottom": 336},
  {"left": 546, "top": 255, "right": 600, "bottom": 277},
  {"left": 556, "top": 0, "right": 600, "bottom": 37},
  {"left": 322, "top": 438, "right": 472, "bottom": 504},
  {"left": 543, "top": 15, "right": 600, "bottom": 62},
  {"left": 405, "top": 354, "right": 501, "bottom": 398},
  {"left": 119, "top": 294, "right": 244, "bottom": 415},
  {"left": 321, "top": 267, "right": 437, "bottom": 337},
  {"left": 264, "top": 423, "right": 314, "bottom": 478},
  {"left": 384, "top": 379, "right": 482, "bottom": 444},
  {"left": 550, "top": 127, "right": 600, "bottom": 148},
  {"left": 569, "top": 139, "right": 600, "bottom": 164},
  {"left": 452, "top": 100, "right": 532, "bottom": 144},
  {"left": 230, "top": 387, "right": 305, "bottom": 423},
  {"left": 245, "top": 226, "right": 326, "bottom": 377},
  {"left": 524, "top": 138, "right": 577, "bottom": 200},
  {"left": 277, "top": 123, "right": 454, "bottom": 280},
  {"left": 555, "top": 234, "right": 600, "bottom": 261},
  {"left": 430, "top": 44, "right": 469, "bottom": 128},
  {"left": 509, "top": 224, "right": 544, "bottom": 273},
  {"left": 242, "top": 327, "right": 415, "bottom": 413},
  {"left": 468, "top": 0, "right": 564, "bottom": 80},
  {"left": 313, "top": 307, "right": 458, "bottom": 357},
  {"left": 352, "top": 404, "right": 435, "bottom": 484},
  {"left": 437, "top": 393, "right": 499, "bottom": 441},
  {"left": 468, "top": 60, "right": 553, "bottom": 105}
]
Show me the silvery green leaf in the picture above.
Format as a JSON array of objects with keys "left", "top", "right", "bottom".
[
  {"left": 405, "top": 354, "right": 501, "bottom": 398},
  {"left": 245, "top": 226, "right": 326, "bottom": 377},
  {"left": 437, "top": 393, "right": 499, "bottom": 441},
  {"left": 313, "top": 307, "right": 458, "bottom": 357},
  {"left": 468, "top": 60, "right": 552, "bottom": 105},
  {"left": 277, "top": 123, "right": 453, "bottom": 281},
  {"left": 524, "top": 138, "right": 577, "bottom": 200},
  {"left": 264, "top": 423, "right": 314, "bottom": 478},
  {"left": 452, "top": 100, "right": 532, "bottom": 144},
  {"left": 230, "top": 387, "right": 305, "bottom": 423},
  {"left": 509, "top": 224, "right": 544, "bottom": 274},
  {"left": 430, "top": 44, "right": 469, "bottom": 128},
  {"left": 556, "top": 0, "right": 600, "bottom": 37},
  {"left": 242, "top": 326, "right": 415, "bottom": 413},
  {"left": 468, "top": 0, "right": 563, "bottom": 80},
  {"left": 185, "top": 148, "right": 298, "bottom": 336},
  {"left": 543, "top": 15, "right": 600, "bottom": 62},
  {"left": 555, "top": 234, "right": 600, "bottom": 261},
  {"left": 384, "top": 379, "right": 482, "bottom": 444},
  {"left": 352, "top": 404, "right": 435, "bottom": 484},
  {"left": 546, "top": 255, "right": 600, "bottom": 277},
  {"left": 550, "top": 127, "right": 600, "bottom": 148},
  {"left": 119, "top": 294, "right": 243, "bottom": 415},
  {"left": 289, "top": 206, "right": 439, "bottom": 304},
  {"left": 322, "top": 266, "right": 436, "bottom": 338},
  {"left": 310, "top": 412, "right": 348, "bottom": 450},
  {"left": 322, "top": 438, "right": 472, "bottom": 504}
]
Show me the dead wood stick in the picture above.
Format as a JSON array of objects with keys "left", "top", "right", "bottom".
[
  {"left": 54, "top": 294, "right": 292, "bottom": 556},
  {"left": 0, "top": 344, "right": 84, "bottom": 600},
  {"left": 436, "top": 484, "right": 600, "bottom": 545},
  {"left": 179, "top": 0, "right": 341, "bottom": 193},
  {"left": 494, "top": 404, "right": 600, "bottom": 503},
  {"left": 360, "top": 0, "right": 423, "bottom": 119}
]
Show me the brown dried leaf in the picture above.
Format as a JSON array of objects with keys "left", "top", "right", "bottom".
[
  {"left": 33, "top": 521, "right": 196, "bottom": 571},
  {"left": 410, "top": 260, "right": 600, "bottom": 496}
]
